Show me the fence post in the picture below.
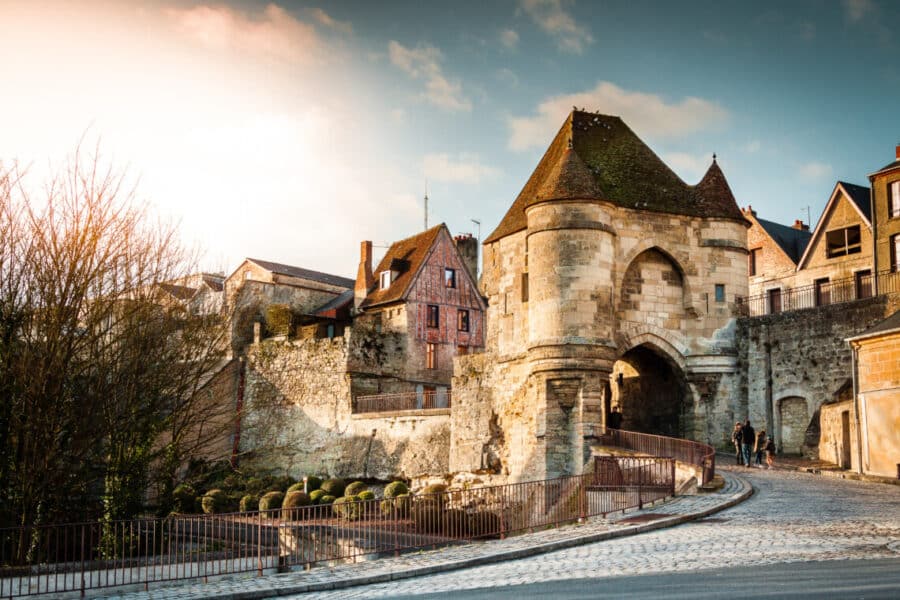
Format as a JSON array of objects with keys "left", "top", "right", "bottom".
[
  {"left": 637, "top": 466, "right": 643, "bottom": 510},
  {"left": 257, "top": 510, "right": 262, "bottom": 577},
  {"left": 670, "top": 459, "right": 676, "bottom": 496}
]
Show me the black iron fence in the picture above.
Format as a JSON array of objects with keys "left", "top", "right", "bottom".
[
  {"left": 0, "top": 456, "right": 673, "bottom": 597},
  {"left": 736, "top": 269, "right": 900, "bottom": 317}
]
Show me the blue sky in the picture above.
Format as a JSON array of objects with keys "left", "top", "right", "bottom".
[{"left": 1, "top": 0, "right": 897, "bottom": 276}]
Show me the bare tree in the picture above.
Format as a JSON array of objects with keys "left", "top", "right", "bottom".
[{"left": 0, "top": 148, "right": 229, "bottom": 538}]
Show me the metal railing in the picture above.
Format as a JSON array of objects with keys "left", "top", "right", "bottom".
[
  {"left": 600, "top": 428, "right": 716, "bottom": 486},
  {"left": 355, "top": 390, "right": 451, "bottom": 414},
  {"left": 736, "top": 269, "right": 900, "bottom": 317},
  {"left": 0, "top": 457, "right": 673, "bottom": 597}
]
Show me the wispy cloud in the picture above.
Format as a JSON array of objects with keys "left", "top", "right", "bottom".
[
  {"left": 497, "top": 68, "right": 519, "bottom": 87},
  {"left": 518, "top": 0, "right": 593, "bottom": 54},
  {"left": 663, "top": 152, "right": 713, "bottom": 183},
  {"left": 308, "top": 7, "right": 352, "bottom": 34},
  {"left": 799, "top": 161, "right": 832, "bottom": 180},
  {"left": 508, "top": 81, "right": 729, "bottom": 151},
  {"left": 843, "top": 0, "right": 875, "bottom": 23},
  {"left": 500, "top": 28, "right": 519, "bottom": 50},
  {"left": 424, "top": 153, "right": 500, "bottom": 184},
  {"left": 165, "top": 3, "right": 321, "bottom": 65},
  {"left": 389, "top": 41, "right": 472, "bottom": 112}
]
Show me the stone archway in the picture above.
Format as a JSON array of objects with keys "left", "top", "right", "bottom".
[{"left": 611, "top": 343, "right": 688, "bottom": 437}]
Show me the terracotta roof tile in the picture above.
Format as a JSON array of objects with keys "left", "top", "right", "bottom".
[
  {"left": 485, "top": 110, "right": 745, "bottom": 244},
  {"left": 361, "top": 224, "right": 445, "bottom": 309}
]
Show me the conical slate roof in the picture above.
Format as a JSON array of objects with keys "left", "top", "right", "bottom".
[{"left": 485, "top": 110, "right": 745, "bottom": 244}]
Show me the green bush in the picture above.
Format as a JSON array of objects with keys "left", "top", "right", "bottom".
[
  {"left": 319, "top": 495, "right": 336, "bottom": 505},
  {"left": 332, "top": 495, "right": 361, "bottom": 520},
  {"left": 320, "top": 478, "right": 346, "bottom": 497},
  {"left": 172, "top": 483, "right": 197, "bottom": 514},
  {"left": 287, "top": 482, "right": 305, "bottom": 494},
  {"left": 305, "top": 475, "right": 323, "bottom": 492},
  {"left": 201, "top": 489, "right": 227, "bottom": 514},
  {"left": 420, "top": 483, "right": 448, "bottom": 497},
  {"left": 393, "top": 494, "right": 412, "bottom": 518},
  {"left": 309, "top": 489, "right": 327, "bottom": 504},
  {"left": 273, "top": 475, "right": 295, "bottom": 492},
  {"left": 259, "top": 491, "right": 284, "bottom": 514},
  {"left": 379, "top": 499, "right": 394, "bottom": 517},
  {"left": 281, "top": 491, "right": 310, "bottom": 521},
  {"left": 239, "top": 494, "right": 259, "bottom": 513},
  {"left": 244, "top": 477, "right": 265, "bottom": 495},
  {"left": 383, "top": 481, "right": 409, "bottom": 499},
  {"left": 357, "top": 490, "right": 375, "bottom": 501},
  {"left": 266, "top": 304, "right": 293, "bottom": 336},
  {"left": 344, "top": 481, "right": 367, "bottom": 496}
]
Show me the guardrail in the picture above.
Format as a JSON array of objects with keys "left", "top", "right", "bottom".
[
  {"left": 0, "top": 457, "right": 673, "bottom": 597},
  {"left": 355, "top": 390, "right": 451, "bottom": 413},
  {"left": 599, "top": 428, "right": 716, "bottom": 486}
]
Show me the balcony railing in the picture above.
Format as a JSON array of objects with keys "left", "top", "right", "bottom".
[
  {"left": 736, "top": 269, "right": 900, "bottom": 317},
  {"left": 355, "top": 390, "right": 451, "bottom": 414},
  {"left": 597, "top": 428, "right": 716, "bottom": 485}
]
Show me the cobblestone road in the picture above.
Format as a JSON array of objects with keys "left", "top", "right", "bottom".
[{"left": 287, "top": 466, "right": 900, "bottom": 599}]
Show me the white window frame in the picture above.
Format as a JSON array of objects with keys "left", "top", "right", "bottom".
[{"left": 380, "top": 270, "right": 391, "bottom": 290}]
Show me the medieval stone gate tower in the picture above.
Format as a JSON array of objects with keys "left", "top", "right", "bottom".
[{"left": 450, "top": 110, "right": 749, "bottom": 481}]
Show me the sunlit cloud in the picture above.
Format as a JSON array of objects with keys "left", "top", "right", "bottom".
[
  {"left": 663, "top": 152, "right": 713, "bottom": 183},
  {"left": 518, "top": 0, "right": 593, "bottom": 54},
  {"left": 308, "top": 7, "right": 352, "bottom": 34},
  {"left": 799, "top": 161, "right": 832, "bottom": 181},
  {"left": 500, "top": 28, "right": 520, "bottom": 50},
  {"left": 508, "top": 81, "right": 729, "bottom": 151},
  {"left": 424, "top": 153, "right": 501, "bottom": 184},
  {"left": 843, "top": 0, "right": 875, "bottom": 23},
  {"left": 389, "top": 41, "right": 472, "bottom": 111},
  {"left": 165, "top": 3, "right": 321, "bottom": 65}
]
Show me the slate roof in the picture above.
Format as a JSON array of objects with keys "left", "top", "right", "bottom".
[
  {"left": 485, "top": 110, "right": 744, "bottom": 244},
  {"left": 201, "top": 274, "right": 224, "bottom": 292},
  {"left": 838, "top": 181, "right": 871, "bottom": 222},
  {"left": 312, "top": 290, "right": 354, "bottom": 319},
  {"left": 247, "top": 258, "right": 354, "bottom": 289},
  {"left": 755, "top": 217, "right": 812, "bottom": 264},
  {"left": 158, "top": 283, "right": 196, "bottom": 301},
  {"left": 360, "top": 224, "right": 445, "bottom": 309},
  {"left": 870, "top": 158, "right": 900, "bottom": 177},
  {"left": 846, "top": 310, "right": 900, "bottom": 343}
]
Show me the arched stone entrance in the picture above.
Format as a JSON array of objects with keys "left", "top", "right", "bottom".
[{"left": 610, "top": 344, "right": 688, "bottom": 437}]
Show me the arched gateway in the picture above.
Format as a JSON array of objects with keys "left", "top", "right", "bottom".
[{"left": 449, "top": 110, "right": 748, "bottom": 481}]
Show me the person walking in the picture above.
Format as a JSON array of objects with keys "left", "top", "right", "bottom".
[
  {"left": 731, "top": 422, "right": 744, "bottom": 465},
  {"left": 765, "top": 435, "right": 777, "bottom": 469},
  {"left": 741, "top": 420, "right": 756, "bottom": 468},
  {"left": 754, "top": 429, "right": 766, "bottom": 467},
  {"left": 608, "top": 406, "right": 623, "bottom": 429}
]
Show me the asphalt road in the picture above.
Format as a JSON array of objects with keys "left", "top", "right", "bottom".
[{"left": 386, "top": 557, "right": 900, "bottom": 599}]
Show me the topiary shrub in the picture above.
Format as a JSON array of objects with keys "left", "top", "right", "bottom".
[
  {"left": 469, "top": 511, "right": 501, "bottom": 539},
  {"left": 420, "top": 483, "right": 448, "bottom": 497},
  {"left": 309, "top": 489, "right": 327, "bottom": 504},
  {"left": 201, "top": 489, "right": 227, "bottom": 514},
  {"left": 383, "top": 481, "right": 409, "bottom": 499},
  {"left": 357, "top": 490, "right": 375, "bottom": 501},
  {"left": 379, "top": 498, "right": 394, "bottom": 517},
  {"left": 259, "top": 491, "right": 284, "bottom": 515},
  {"left": 281, "top": 491, "right": 311, "bottom": 521},
  {"left": 273, "top": 475, "right": 295, "bottom": 492},
  {"left": 320, "top": 478, "right": 346, "bottom": 497},
  {"left": 172, "top": 483, "right": 197, "bottom": 514},
  {"left": 287, "top": 482, "right": 305, "bottom": 494},
  {"left": 244, "top": 477, "right": 265, "bottom": 495},
  {"left": 332, "top": 495, "right": 361, "bottom": 520},
  {"left": 344, "top": 481, "right": 367, "bottom": 497},
  {"left": 239, "top": 494, "right": 259, "bottom": 513},
  {"left": 319, "top": 495, "right": 336, "bottom": 505},
  {"left": 393, "top": 494, "right": 412, "bottom": 518},
  {"left": 266, "top": 304, "right": 293, "bottom": 337},
  {"left": 305, "top": 475, "right": 323, "bottom": 492}
]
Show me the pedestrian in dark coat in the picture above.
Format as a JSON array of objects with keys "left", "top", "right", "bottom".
[{"left": 741, "top": 420, "right": 756, "bottom": 467}]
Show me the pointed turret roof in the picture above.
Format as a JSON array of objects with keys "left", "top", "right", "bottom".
[{"left": 485, "top": 110, "right": 746, "bottom": 244}]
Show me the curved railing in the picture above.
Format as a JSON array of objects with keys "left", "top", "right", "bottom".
[{"left": 600, "top": 428, "right": 716, "bottom": 485}]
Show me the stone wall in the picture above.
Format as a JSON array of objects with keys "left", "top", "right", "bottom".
[
  {"left": 819, "top": 400, "right": 857, "bottom": 470},
  {"left": 854, "top": 328, "right": 900, "bottom": 478},
  {"left": 736, "top": 294, "right": 900, "bottom": 456},
  {"left": 239, "top": 332, "right": 450, "bottom": 480}
]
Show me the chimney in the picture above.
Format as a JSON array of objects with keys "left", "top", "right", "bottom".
[
  {"left": 454, "top": 234, "right": 479, "bottom": 282},
  {"left": 742, "top": 204, "right": 757, "bottom": 218},
  {"left": 895, "top": 144, "right": 900, "bottom": 161},
  {"left": 792, "top": 219, "right": 809, "bottom": 232},
  {"left": 355, "top": 240, "right": 374, "bottom": 309}
]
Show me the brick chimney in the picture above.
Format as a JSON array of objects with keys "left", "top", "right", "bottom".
[
  {"left": 355, "top": 240, "right": 374, "bottom": 309},
  {"left": 792, "top": 219, "right": 809, "bottom": 232},
  {"left": 895, "top": 144, "right": 900, "bottom": 161},
  {"left": 454, "top": 234, "right": 478, "bottom": 282},
  {"left": 742, "top": 205, "right": 757, "bottom": 218}
]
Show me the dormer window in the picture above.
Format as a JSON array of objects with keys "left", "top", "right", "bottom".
[
  {"left": 825, "top": 226, "right": 861, "bottom": 258},
  {"left": 444, "top": 268, "right": 456, "bottom": 288},
  {"left": 380, "top": 270, "right": 392, "bottom": 290}
]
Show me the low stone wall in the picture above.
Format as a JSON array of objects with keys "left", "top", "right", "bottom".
[{"left": 239, "top": 334, "right": 450, "bottom": 480}]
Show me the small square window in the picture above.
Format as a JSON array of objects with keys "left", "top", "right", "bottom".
[
  {"left": 380, "top": 271, "right": 391, "bottom": 290},
  {"left": 427, "top": 305, "right": 439, "bottom": 328},
  {"left": 444, "top": 268, "right": 456, "bottom": 288},
  {"left": 457, "top": 309, "right": 469, "bottom": 332},
  {"left": 714, "top": 284, "right": 725, "bottom": 303}
]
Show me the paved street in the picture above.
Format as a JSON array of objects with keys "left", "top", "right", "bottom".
[{"left": 284, "top": 466, "right": 900, "bottom": 599}]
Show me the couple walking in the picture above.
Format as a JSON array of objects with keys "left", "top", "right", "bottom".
[{"left": 731, "top": 419, "right": 776, "bottom": 468}]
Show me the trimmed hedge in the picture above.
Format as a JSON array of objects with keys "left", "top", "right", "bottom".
[
  {"left": 344, "top": 481, "right": 367, "bottom": 497},
  {"left": 239, "top": 494, "right": 259, "bottom": 513},
  {"left": 320, "top": 478, "right": 346, "bottom": 497},
  {"left": 259, "top": 491, "right": 284, "bottom": 514},
  {"left": 383, "top": 481, "right": 409, "bottom": 499},
  {"left": 172, "top": 484, "right": 197, "bottom": 514},
  {"left": 309, "top": 489, "right": 327, "bottom": 504},
  {"left": 305, "top": 475, "right": 323, "bottom": 492},
  {"left": 201, "top": 489, "right": 227, "bottom": 514}
]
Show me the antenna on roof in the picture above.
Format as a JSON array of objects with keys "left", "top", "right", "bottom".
[{"left": 424, "top": 180, "right": 429, "bottom": 231}]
